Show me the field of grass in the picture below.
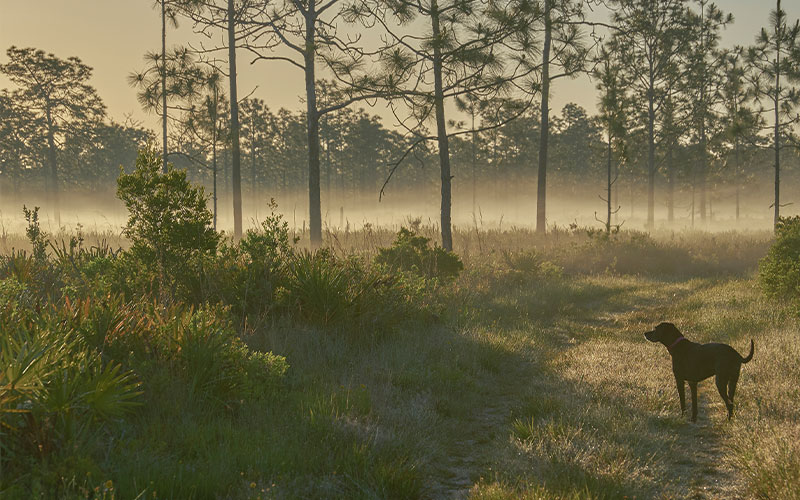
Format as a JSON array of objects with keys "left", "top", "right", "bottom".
[
  {"left": 2, "top": 209, "right": 799, "bottom": 499},
  {"left": 245, "top": 234, "right": 798, "bottom": 500}
]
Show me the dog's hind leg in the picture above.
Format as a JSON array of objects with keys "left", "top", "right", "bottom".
[
  {"left": 676, "top": 378, "right": 686, "bottom": 415},
  {"left": 715, "top": 376, "right": 733, "bottom": 420},
  {"left": 727, "top": 368, "right": 741, "bottom": 418}
]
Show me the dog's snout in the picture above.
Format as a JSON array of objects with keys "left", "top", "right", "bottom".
[{"left": 644, "top": 330, "right": 655, "bottom": 341}]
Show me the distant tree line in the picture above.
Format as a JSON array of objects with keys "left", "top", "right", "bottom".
[{"left": 1, "top": 0, "right": 800, "bottom": 246}]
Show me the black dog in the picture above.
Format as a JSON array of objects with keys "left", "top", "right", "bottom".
[{"left": 644, "top": 322, "right": 753, "bottom": 422}]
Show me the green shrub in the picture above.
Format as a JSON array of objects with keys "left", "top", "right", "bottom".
[
  {"left": 116, "top": 147, "right": 219, "bottom": 300},
  {"left": 281, "top": 249, "right": 436, "bottom": 333},
  {"left": 0, "top": 298, "right": 141, "bottom": 478},
  {"left": 375, "top": 227, "right": 463, "bottom": 279},
  {"left": 759, "top": 216, "right": 800, "bottom": 300},
  {"left": 22, "top": 205, "right": 47, "bottom": 261},
  {"left": 283, "top": 249, "right": 354, "bottom": 326},
  {"left": 206, "top": 201, "right": 295, "bottom": 320},
  {"left": 171, "top": 306, "right": 288, "bottom": 404}
]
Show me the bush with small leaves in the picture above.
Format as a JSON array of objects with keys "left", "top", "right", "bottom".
[
  {"left": 375, "top": 228, "right": 463, "bottom": 279},
  {"left": 759, "top": 216, "right": 800, "bottom": 301},
  {"left": 207, "top": 200, "right": 296, "bottom": 320},
  {"left": 116, "top": 147, "right": 219, "bottom": 301}
]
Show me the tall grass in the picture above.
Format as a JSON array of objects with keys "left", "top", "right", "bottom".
[{"left": 3, "top": 209, "right": 797, "bottom": 499}]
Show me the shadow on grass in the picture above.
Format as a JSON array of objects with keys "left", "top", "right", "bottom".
[{"left": 105, "top": 274, "right": 737, "bottom": 500}]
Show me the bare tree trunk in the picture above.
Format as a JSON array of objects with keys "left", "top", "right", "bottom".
[
  {"left": 536, "top": 0, "right": 551, "bottom": 235},
  {"left": 667, "top": 145, "right": 674, "bottom": 223},
  {"left": 213, "top": 86, "right": 218, "bottom": 230},
  {"left": 431, "top": 0, "right": 453, "bottom": 251},
  {"left": 471, "top": 111, "right": 476, "bottom": 215},
  {"left": 161, "top": 0, "right": 168, "bottom": 174},
  {"left": 647, "top": 80, "right": 655, "bottom": 229},
  {"left": 228, "top": 0, "right": 242, "bottom": 238},
  {"left": 734, "top": 139, "right": 740, "bottom": 221},
  {"left": 774, "top": 12, "right": 781, "bottom": 230},
  {"left": 305, "top": 5, "right": 322, "bottom": 247},
  {"left": 691, "top": 177, "right": 695, "bottom": 227},
  {"left": 699, "top": 125, "right": 707, "bottom": 222},
  {"left": 325, "top": 122, "right": 332, "bottom": 204},
  {"left": 606, "top": 134, "right": 612, "bottom": 232},
  {"left": 250, "top": 114, "right": 257, "bottom": 217},
  {"left": 45, "top": 106, "right": 60, "bottom": 226},
  {"left": 629, "top": 179, "right": 634, "bottom": 219},
  {"left": 613, "top": 161, "right": 619, "bottom": 224}
]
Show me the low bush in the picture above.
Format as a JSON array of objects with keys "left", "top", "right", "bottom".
[
  {"left": 375, "top": 227, "right": 463, "bottom": 279},
  {"left": 759, "top": 216, "right": 800, "bottom": 300},
  {"left": 282, "top": 249, "right": 431, "bottom": 332},
  {"left": 204, "top": 201, "right": 295, "bottom": 321},
  {"left": 0, "top": 291, "right": 142, "bottom": 482},
  {"left": 170, "top": 305, "right": 288, "bottom": 404}
]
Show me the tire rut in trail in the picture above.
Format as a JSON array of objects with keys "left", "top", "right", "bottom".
[
  {"left": 572, "top": 279, "right": 744, "bottom": 499},
  {"left": 612, "top": 279, "right": 743, "bottom": 500},
  {"left": 666, "top": 413, "right": 743, "bottom": 500},
  {"left": 426, "top": 397, "right": 514, "bottom": 499}
]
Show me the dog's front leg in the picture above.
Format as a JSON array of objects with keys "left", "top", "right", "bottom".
[
  {"left": 689, "top": 381, "right": 698, "bottom": 422},
  {"left": 675, "top": 378, "right": 686, "bottom": 416}
]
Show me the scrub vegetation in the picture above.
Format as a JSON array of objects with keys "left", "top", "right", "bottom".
[{"left": 1, "top": 150, "right": 798, "bottom": 499}]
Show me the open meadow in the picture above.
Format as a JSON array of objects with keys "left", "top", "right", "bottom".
[
  {"left": 2, "top": 180, "right": 799, "bottom": 499},
  {"left": 5, "top": 0, "right": 800, "bottom": 497}
]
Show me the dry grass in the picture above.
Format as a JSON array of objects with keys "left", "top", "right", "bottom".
[
  {"left": 3, "top": 223, "right": 796, "bottom": 498},
  {"left": 466, "top": 275, "right": 799, "bottom": 499}
]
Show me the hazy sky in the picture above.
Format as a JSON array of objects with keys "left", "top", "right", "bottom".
[{"left": 0, "top": 0, "right": 777, "bottom": 130}]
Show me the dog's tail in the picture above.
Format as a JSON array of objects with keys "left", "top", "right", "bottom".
[{"left": 740, "top": 339, "right": 754, "bottom": 364}]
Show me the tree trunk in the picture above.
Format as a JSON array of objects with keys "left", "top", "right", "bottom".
[
  {"left": 45, "top": 106, "right": 60, "bottom": 226},
  {"left": 325, "top": 124, "right": 331, "bottom": 203},
  {"left": 773, "top": 3, "right": 781, "bottom": 230},
  {"left": 667, "top": 145, "right": 674, "bottom": 223},
  {"left": 213, "top": 86, "right": 218, "bottom": 230},
  {"left": 606, "top": 133, "right": 612, "bottom": 232},
  {"left": 699, "top": 1, "right": 707, "bottom": 223},
  {"left": 228, "top": 0, "right": 243, "bottom": 238},
  {"left": 161, "top": 0, "right": 168, "bottom": 174},
  {"left": 305, "top": 6, "right": 322, "bottom": 247},
  {"left": 699, "top": 125, "right": 707, "bottom": 222},
  {"left": 536, "top": 0, "right": 551, "bottom": 235},
  {"left": 647, "top": 80, "right": 655, "bottom": 229},
  {"left": 471, "top": 111, "right": 476, "bottom": 215},
  {"left": 250, "top": 115, "right": 257, "bottom": 217},
  {"left": 629, "top": 179, "right": 634, "bottom": 219},
  {"left": 734, "top": 139, "right": 740, "bottom": 221},
  {"left": 431, "top": 0, "right": 453, "bottom": 251},
  {"left": 613, "top": 160, "right": 619, "bottom": 224}
]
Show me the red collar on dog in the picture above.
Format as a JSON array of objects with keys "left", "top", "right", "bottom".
[{"left": 667, "top": 336, "right": 686, "bottom": 353}]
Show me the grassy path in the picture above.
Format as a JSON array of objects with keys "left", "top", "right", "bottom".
[
  {"left": 246, "top": 270, "right": 798, "bottom": 499},
  {"left": 446, "top": 273, "right": 798, "bottom": 499}
]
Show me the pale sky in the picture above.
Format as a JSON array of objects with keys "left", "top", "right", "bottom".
[{"left": 0, "top": 0, "right": 777, "bottom": 130}]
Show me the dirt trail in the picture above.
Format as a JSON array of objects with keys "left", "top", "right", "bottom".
[
  {"left": 426, "top": 387, "right": 518, "bottom": 499},
  {"left": 428, "top": 277, "right": 746, "bottom": 499},
  {"left": 600, "top": 280, "right": 744, "bottom": 500}
]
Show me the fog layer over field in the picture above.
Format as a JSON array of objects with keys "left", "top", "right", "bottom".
[{"left": 0, "top": 170, "right": 795, "bottom": 240}]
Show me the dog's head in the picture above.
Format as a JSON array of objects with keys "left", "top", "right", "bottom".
[{"left": 644, "top": 322, "right": 682, "bottom": 344}]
